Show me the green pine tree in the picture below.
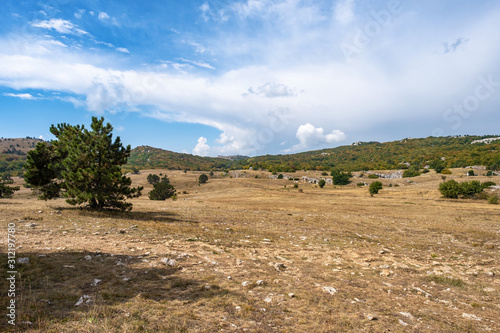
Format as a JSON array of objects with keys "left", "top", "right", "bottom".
[{"left": 24, "top": 117, "right": 143, "bottom": 210}]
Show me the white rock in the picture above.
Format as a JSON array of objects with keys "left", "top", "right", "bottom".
[
  {"left": 256, "top": 280, "right": 264, "bottom": 286},
  {"left": 264, "top": 297, "right": 272, "bottom": 303},
  {"left": 17, "top": 257, "right": 29, "bottom": 264},
  {"left": 398, "top": 319, "right": 409, "bottom": 326},
  {"left": 90, "top": 279, "right": 102, "bottom": 286},
  {"left": 84, "top": 255, "right": 92, "bottom": 261},
  {"left": 288, "top": 293, "right": 295, "bottom": 298},
  {"left": 75, "top": 295, "right": 92, "bottom": 306},
  {"left": 161, "top": 258, "right": 176, "bottom": 267},
  {"left": 242, "top": 281, "right": 249, "bottom": 287},
  {"left": 462, "top": 313, "right": 482, "bottom": 321},
  {"left": 366, "top": 314, "right": 377, "bottom": 321},
  {"left": 322, "top": 286, "right": 337, "bottom": 295}
]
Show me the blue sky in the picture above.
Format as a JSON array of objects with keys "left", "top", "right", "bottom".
[{"left": 1, "top": 0, "right": 500, "bottom": 156}]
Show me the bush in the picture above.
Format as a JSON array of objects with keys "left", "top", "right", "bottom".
[
  {"left": 331, "top": 170, "right": 351, "bottom": 185},
  {"left": 0, "top": 180, "right": 20, "bottom": 198},
  {"left": 422, "top": 168, "right": 429, "bottom": 174},
  {"left": 439, "top": 180, "right": 486, "bottom": 199},
  {"left": 321, "top": 172, "right": 328, "bottom": 176},
  {"left": 356, "top": 182, "right": 365, "bottom": 187},
  {"left": 318, "top": 179, "right": 326, "bottom": 188},
  {"left": 277, "top": 174, "right": 284, "bottom": 179},
  {"left": 467, "top": 170, "right": 475, "bottom": 176},
  {"left": 486, "top": 170, "right": 494, "bottom": 176},
  {"left": 147, "top": 174, "right": 160, "bottom": 185},
  {"left": 488, "top": 196, "right": 498, "bottom": 204},
  {"left": 368, "top": 174, "right": 379, "bottom": 179},
  {"left": 441, "top": 169, "right": 452, "bottom": 174},
  {"left": 481, "top": 181, "right": 496, "bottom": 189},
  {"left": 403, "top": 165, "right": 421, "bottom": 178},
  {"left": 369, "top": 181, "right": 383, "bottom": 195},
  {"left": 149, "top": 179, "right": 176, "bottom": 200},
  {"left": 199, "top": 174, "right": 208, "bottom": 184},
  {"left": 293, "top": 184, "right": 298, "bottom": 188}
]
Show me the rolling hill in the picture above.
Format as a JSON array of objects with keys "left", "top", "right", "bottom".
[{"left": 1, "top": 135, "right": 500, "bottom": 176}]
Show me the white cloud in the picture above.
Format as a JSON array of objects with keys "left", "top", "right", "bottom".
[
  {"left": 98, "top": 12, "right": 110, "bottom": 21},
  {"left": 246, "top": 82, "right": 297, "bottom": 98},
  {"left": 441, "top": 37, "right": 469, "bottom": 54},
  {"left": 38, "top": 135, "right": 44, "bottom": 140},
  {"left": 74, "top": 9, "right": 85, "bottom": 19},
  {"left": 116, "top": 47, "right": 130, "bottom": 54},
  {"left": 179, "top": 58, "right": 214, "bottom": 69},
  {"left": 193, "top": 136, "right": 211, "bottom": 156},
  {"left": 335, "top": 0, "right": 355, "bottom": 25},
  {"left": 289, "top": 123, "right": 346, "bottom": 151},
  {"left": 31, "top": 18, "right": 89, "bottom": 36},
  {"left": 3, "top": 93, "right": 37, "bottom": 100}
]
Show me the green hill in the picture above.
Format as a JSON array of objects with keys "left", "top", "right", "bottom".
[
  {"left": 2, "top": 135, "right": 500, "bottom": 177},
  {"left": 126, "top": 145, "right": 232, "bottom": 171},
  {"left": 232, "top": 135, "right": 500, "bottom": 172}
]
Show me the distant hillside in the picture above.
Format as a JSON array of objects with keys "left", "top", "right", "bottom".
[
  {"left": 232, "top": 135, "right": 500, "bottom": 172},
  {"left": 0, "top": 137, "right": 44, "bottom": 175},
  {"left": 126, "top": 145, "right": 232, "bottom": 171},
  {"left": 2, "top": 135, "right": 500, "bottom": 176}
]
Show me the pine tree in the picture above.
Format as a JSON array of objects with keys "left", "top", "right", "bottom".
[
  {"left": 0, "top": 179, "right": 20, "bottom": 198},
  {"left": 24, "top": 117, "right": 143, "bottom": 210}
]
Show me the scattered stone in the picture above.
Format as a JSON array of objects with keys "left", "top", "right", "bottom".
[
  {"left": 25, "top": 223, "right": 38, "bottom": 228},
  {"left": 38, "top": 210, "right": 43, "bottom": 213},
  {"left": 37, "top": 254, "right": 46, "bottom": 257},
  {"left": 242, "top": 281, "right": 250, "bottom": 287},
  {"left": 264, "top": 297, "right": 273, "bottom": 303},
  {"left": 366, "top": 314, "right": 377, "bottom": 321},
  {"left": 84, "top": 255, "right": 92, "bottom": 261},
  {"left": 236, "top": 259, "right": 243, "bottom": 265},
  {"left": 399, "top": 319, "right": 409, "bottom": 326},
  {"left": 322, "top": 286, "right": 337, "bottom": 295},
  {"left": 75, "top": 295, "right": 92, "bottom": 306},
  {"left": 288, "top": 293, "right": 295, "bottom": 298},
  {"left": 462, "top": 313, "right": 482, "bottom": 321},
  {"left": 227, "top": 276, "right": 232, "bottom": 280},
  {"left": 63, "top": 265, "right": 75, "bottom": 268},
  {"left": 119, "top": 229, "right": 127, "bottom": 234},
  {"left": 161, "top": 258, "right": 176, "bottom": 267},
  {"left": 90, "top": 279, "right": 102, "bottom": 286},
  {"left": 483, "top": 287, "right": 495, "bottom": 292},
  {"left": 256, "top": 280, "right": 264, "bottom": 286},
  {"left": 399, "top": 312, "right": 415, "bottom": 320},
  {"left": 486, "top": 271, "right": 495, "bottom": 277},
  {"left": 17, "top": 257, "right": 29, "bottom": 264}
]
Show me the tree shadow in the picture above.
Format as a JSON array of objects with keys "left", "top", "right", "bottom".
[
  {"left": 0, "top": 250, "right": 227, "bottom": 331},
  {"left": 52, "top": 206, "right": 199, "bottom": 224}
]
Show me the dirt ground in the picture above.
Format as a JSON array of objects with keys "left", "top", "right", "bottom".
[{"left": 1, "top": 169, "right": 499, "bottom": 332}]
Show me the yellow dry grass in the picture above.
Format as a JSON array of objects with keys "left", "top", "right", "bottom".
[{"left": 0, "top": 168, "right": 499, "bottom": 332}]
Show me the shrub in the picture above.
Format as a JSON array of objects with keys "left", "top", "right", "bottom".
[
  {"left": 481, "top": 181, "right": 496, "bottom": 189},
  {"left": 422, "top": 168, "right": 429, "bottom": 173},
  {"left": 356, "top": 182, "right": 365, "bottom": 187},
  {"left": 467, "top": 170, "right": 475, "bottom": 176},
  {"left": 149, "top": 179, "right": 176, "bottom": 200},
  {"left": 147, "top": 174, "right": 160, "bottom": 185},
  {"left": 369, "top": 181, "right": 383, "bottom": 195},
  {"left": 439, "top": 180, "right": 485, "bottom": 199},
  {"left": 439, "top": 180, "right": 461, "bottom": 198},
  {"left": 403, "top": 165, "right": 421, "bottom": 178},
  {"left": 331, "top": 170, "right": 351, "bottom": 185},
  {"left": 293, "top": 184, "right": 298, "bottom": 188},
  {"left": 441, "top": 169, "right": 452, "bottom": 174},
  {"left": 486, "top": 170, "right": 494, "bottom": 176},
  {"left": 277, "top": 174, "right": 284, "bottom": 179},
  {"left": 0, "top": 180, "right": 20, "bottom": 198},
  {"left": 321, "top": 172, "right": 328, "bottom": 176},
  {"left": 318, "top": 179, "right": 326, "bottom": 188},
  {"left": 368, "top": 174, "right": 379, "bottom": 179},
  {"left": 199, "top": 174, "right": 208, "bottom": 184},
  {"left": 488, "top": 196, "right": 498, "bottom": 204}
]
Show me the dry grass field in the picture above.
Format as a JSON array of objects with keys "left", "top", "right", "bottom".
[{"left": 1, "top": 169, "right": 499, "bottom": 332}]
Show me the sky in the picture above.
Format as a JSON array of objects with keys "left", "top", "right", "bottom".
[{"left": 0, "top": 0, "right": 499, "bottom": 157}]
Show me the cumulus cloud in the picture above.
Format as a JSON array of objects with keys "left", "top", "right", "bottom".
[
  {"left": 31, "top": 18, "right": 89, "bottom": 36},
  {"left": 289, "top": 123, "right": 346, "bottom": 152},
  {"left": 193, "top": 137, "right": 211, "bottom": 156}
]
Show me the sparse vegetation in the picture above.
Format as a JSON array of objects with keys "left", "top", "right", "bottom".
[
  {"left": 403, "top": 165, "right": 421, "bottom": 178},
  {"left": 198, "top": 173, "right": 208, "bottom": 184},
  {"left": 488, "top": 196, "right": 498, "bottom": 204},
  {"left": 369, "top": 181, "right": 383, "bottom": 195}
]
